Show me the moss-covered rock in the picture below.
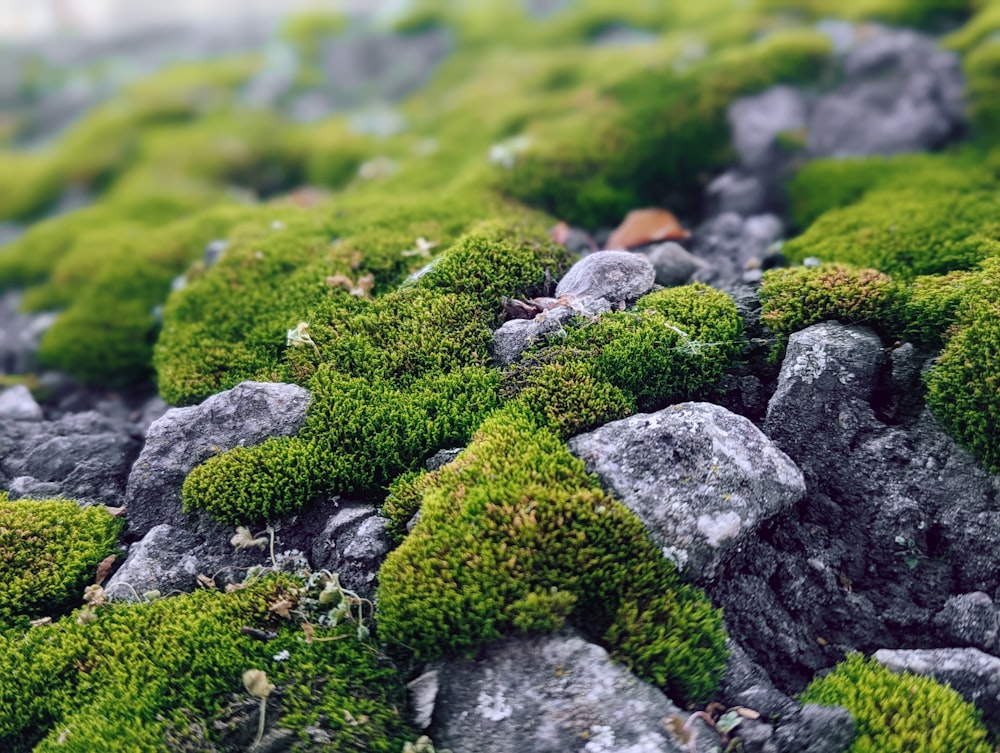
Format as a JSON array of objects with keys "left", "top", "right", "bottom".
[
  {"left": 0, "top": 573, "right": 414, "bottom": 752},
  {"left": 377, "top": 405, "right": 728, "bottom": 706},
  {"left": 0, "top": 499, "right": 122, "bottom": 633},
  {"left": 799, "top": 653, "right": 992, "bottom": 753}
]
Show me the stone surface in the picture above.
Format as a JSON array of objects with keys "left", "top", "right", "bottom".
[
  {"left": 688, "top": 213, "right": 784, "bottom": 287},
  {"left": 105, "top": 524, "right": 203, "bottom": 600},
  {"left": 0, "top": 290, "right": 58, "bottom": 375},
  {"left": 772, "top": 704, "right": 854, "bottom": 753},
  {"left": 431, "top": 628, "right": 711, "bottom": 753},
  {"left": 555, "top": 250, "right": 655, "bottom": 305},
  {"left": 125, "top": 381, "right": 311, "bottom": 539},
  {"left": 309, "top": 502, "right": 393, "bottom": 601},
  {"left": 492, "top": 304, "right": 578, "bottom": 366},
  {"left": 729, "top": 85, "right": 808, "bottom": 171},
  {"left": 568, "top": 402, "right": 805, "bottom": 583},
  {"left": 0, "top": 384, "right": 42, "bottom": 421},
  {"left": 874, "top": 647, "right": 1000, "bottom": 737},
  {"left": 643, "top": 242, "right": 710, "bottom": 287},
  {"left": 1, "top": 409, "right": 142, "bottom": 506},
  {"left": 934, "top": 592, "right": 999, "bottom": 653}
]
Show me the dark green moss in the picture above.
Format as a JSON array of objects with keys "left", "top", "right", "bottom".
[
  {"left": 965, "top": 40, "right": 1000, "bottom": 144},
  {"left": 0, "top": 574, "right": 413, "bottom": 752},
  {"left": 376, "top": 405, "right": 728, "bottom": 706},
  {"left": 799, "top": 653, "right": 991, "bottom": 753},
  {"left": 760, "top": 0, "right": 973, "bottom": 28},
  {"left": 0, "top": 499, "right": 122, "bottom": 633}
]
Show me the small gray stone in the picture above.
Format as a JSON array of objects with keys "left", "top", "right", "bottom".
[
  {"left": 555, "top": 250, "right": 655, "bottom": 305},
  {"left": 492, "top": 318, "right": 539, "bottom": 367},
  {"left": 569, "top": 402, "right": 805, "bottom": 583},
  {"left": 0, "top": 384, "right": 42, "bottom": 421},
  {"left": 310, "top": 503, "right": 392, "bottom": 600},
  {"left": 407, "top": 668, "right": 441, "bottom": 730},
  {"left": 934, "top": 592, "right": 999, "bottom": 652},
  {"left": 705, "top": 170, "right": 770, "bottom": 217},
  {"left": 728, "top": 85, "right": 808, "bottom": 171},
  {"left": 774, "top": 704, "right": 854, "bottom": 753},
  {"left": 426, "top": 448, "right": 463, "bottom": 471},
  {"left": 643, "top": 242, "right": 710, "bottom": 287},
  {"left": 105, "top": 524, "right": 202, "bottom": 600}
]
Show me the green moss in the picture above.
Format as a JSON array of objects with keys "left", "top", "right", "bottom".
[
  {"left": 499, "top": 29, "right": 831, "bottom": 227},
  {"left": 376, "top": 405, "right": 728, "bottom": 706},
  {"left": 926, "top": 257, "right": 1000, "bottom": 473},
  {"left": 761, "top": 0, "right": 972, "bottom": 27},
  {"left": 891, "top": 269, "right": 977, "bottom": 347},
  {"left": 281, "top": 10, "right": 349, "bottom": 58},
  {"left": 0, "top": 574, "right": 413, "bottom": 752},
  {"left": 0, "top": 153, "right": 62, "bottom": 222},
  {"left": 759, "top": 264, "right": 899, "bottom": 335},
  {"left": 503, "top": 284, "right": 744, "bottom": 432},
  {"left": 0, "top": 500, "right": 122, "bottom": 633},
  {"left": 782, "top": 182, "right": 1000, "bottom": 279},
  {"left": 965, "top": 40, "right": 1000, "bottom": 143},
  {"left": 799, "top": 653, "right": 991, "bottom": 753},
  {"left": 944, "top": 3, "right": 1000, "bottom": 53}
]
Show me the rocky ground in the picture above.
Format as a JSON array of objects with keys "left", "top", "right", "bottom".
[{"left": 1, "top": 3, "right": 999, "bottom": 752}]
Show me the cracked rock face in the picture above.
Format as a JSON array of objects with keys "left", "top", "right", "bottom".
[{"left": 568, "top": 402, "right": 805, "bottom": 584}]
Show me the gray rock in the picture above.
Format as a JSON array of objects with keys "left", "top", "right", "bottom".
[
  {"left": 705, "top": 170, "right": 770, "bottom": 217},
  {"left": 431, "top": 628, "right": 710, "bottom": 753},
  {"left": 0, "top": 384, "right": 42, "bottom": 421},
  {"left": 555, "top": 250, "right": 655, "bottom": 306},
  {"left": 105, "top": 524, "right": 203, "bottom": 600},
  {"left": 125, "top": 381, "right": 311, "bottom": 539},
  {"left": 0, "top": 290, "right": 58, "bottom": 375},
  {"left": 568, "top": 402, "right": 805, "bottom": 583},
  {"left": 492, "top": 303, "right": 586, "bottom": 366},
  {"left": 407, "top": 668, "right": 440, "bottom": 730},
  {"left": 426, "top": 447, "right": 463, "bottom": 471},
  {"left": 492, "top": 318, "right": 541, "bottom": 367},
  {"left": 2, "top": 409, "right": 141, "bottom": 506},
  {"left": 688, "top": 213, "right": 784, "bottom": 287},
  {"left": 874, "top": 647, "right": 1000, "bottom": 736},
  {"left": 773, "top": 704, "right": 854, "bottom": 753},
  {"left": 643, "top": 242, "right": 710, "bottom": 287},
  {"left": 934, "top": 592, "right": 999, "bottom": 652},
  {"left": 309, "top": 503, "right": 392, "bottom": 600},
  {"left": 728, "top": 85, "right": 808, "bottom": 171}
]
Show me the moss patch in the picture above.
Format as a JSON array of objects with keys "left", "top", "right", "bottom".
[
  {"left": 0, "top": 499, "right": 122, "bottom": 633},
  {"left": 377, "top": 405, "right": 728, "bottom": 707},
  {"left": 0, "top": 574, "right": 413, "bottom": 752},
  {"left": 799, "top": 653, "right": 992, "bottom": 753}
]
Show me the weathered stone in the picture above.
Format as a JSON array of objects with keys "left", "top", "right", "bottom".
[
  {"left": 407, "top": 668, "right": 440, "bottom": 730},
  {"left": 773, "top": 704, "right": 854, "bottom": 753},
  {"left": 105, "top": 524, "right": 203, "bottom": 600},
  {"left": 125, "top": 381, "right": 311, "bottom": 538},
  {"left": 568, "top": 402, "right": 805, "bottom": 583},
  {"left": 309, "top": 502, "right": 392, "bottom": 600},
  {"left": 0, "top": 290, "right": 57, "bottom": 375},
  {"left": 643, "top": 242, "right": 710, "bottom": 287},
  {"left": 555, "top": 250, "right": 655, "bottom": 305},
  {"left": 728, "top": 85, "right": 808, "bottom": 171},
  {"left": 934, "top": 592, "right": 999, "bottom": 653},
  {"left": 431, "top": 628, "right": 711, "bottom": 753},
  {"left": 874, "top": 647, "right": 1000, "bottom": 736},
  {"left": 0, "top": 384, "right": 42, "bottom": 421}
]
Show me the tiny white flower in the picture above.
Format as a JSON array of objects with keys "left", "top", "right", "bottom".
[{"left": 273, "top": 649, "right": 291, "bottom": 662}]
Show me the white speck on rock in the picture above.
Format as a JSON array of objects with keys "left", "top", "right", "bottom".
[
  {"left": 476, "top": 690, "right": 513, "bottom": 721},
  {"left": 697, "top": 510, "right": 743, "bottom": 547}
]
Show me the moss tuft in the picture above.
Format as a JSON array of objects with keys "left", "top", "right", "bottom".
[
  {"left": 799, "top": 653, "right": 992, "bottom": 753},
  {"left": 759, "top": 264, "right": 899, "bottom": 335},
  {"left": 0, "top": 574, "right": 413, "bottom": 752},
  {"left": 376, "top": 405, "right": 728, "bottom": 706},
  {"left": 0, "top": 499, "right": 122, "bottom": 633}
]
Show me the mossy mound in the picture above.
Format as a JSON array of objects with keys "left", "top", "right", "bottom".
[
  {"left": 759, "top": 264, "right": 899, "bottom": 335},
  {"left": 761, "top": 0, "right": 972, "bottom": 28},
  {"left": 0, "top": 498, "right": 122, "bottom": 633},
  {"left": 0, "top": 573, "right": 414, "bottom": 752},
  {"left": 799, "top": 653, "right": 992, "bottom": 753},
  {"left": 177, "top": 221, "right": 569, "bottom": 524},
  {"left": 498, "top": 29, "right": 831, "bottom": 227},
  {"left": 503, "top": 284, "right": 744, "bottom": 438},
  {"left": 377, "top": 405, "right": 728, "bottom": 707}
]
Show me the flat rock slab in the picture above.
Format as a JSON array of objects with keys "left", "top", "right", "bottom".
[
  {"left": 431, "top": 628, "right": 709, "bottom": 753},
  {"left": 568, "top": 402, "right": 805, "bottom": 584}
]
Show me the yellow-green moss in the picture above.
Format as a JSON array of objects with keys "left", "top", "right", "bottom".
[
  {"left": 0, "top": 499, "right": 122, "bottom": 633},
  {"left": 799, "top": 653, "right": 991, "bottom": 753},
  {"left": 761, "top": 0, "right": 973, "bottom": 27},
  {"left": 965, "top": 40, "right": 1000, "bottom": 143},
  {"left": 377, "top": 405, "right": 728, "bottom": 706},
  {"left": 0, "top": 574, "right": 413, "bottom": 752},
  {"left": 760, "top": 264, "right": 899, "bottom": 334}
]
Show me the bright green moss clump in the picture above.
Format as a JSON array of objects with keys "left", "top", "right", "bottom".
[
  {"left": 759, "top": 264, "right": 899, "bottom": 334},
  {"left": 0, "top": 574, "right": 413, "bottom": 752},
  {"left": 377, "top": 405, "right": 728, "bottom": 706},
  {"left": 800, "top": 653, "right": 992, "bottom": 753},
  {"left": 926, "top": 257, "right": 1000, "bottom": 473},
  {"left": 0, "top": 499, "right": 122, "bottom": 632}
]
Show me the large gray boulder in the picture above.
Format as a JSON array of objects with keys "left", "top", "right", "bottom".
[
  {"left": 874, "top": 647, "right": 1000, "bottom": 737},
  {"left": 429, "top": 628, "right": 714, "bottom": 753},
  {"left": 125, "top": 381, "right": 311, "bottom": 538},
  {"left": 568, "top": 402, "right": 805, "bottom": 583}
]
